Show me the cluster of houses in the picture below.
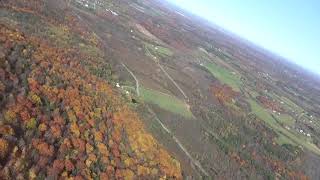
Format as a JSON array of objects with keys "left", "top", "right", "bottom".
[
  {"left": 74, "top": 0, "right": 120, "bottom": 19},
  {"left": 75, "top": 0, "right": 98, "bottom": 9},
  {"left": 272, "top": 110, "right": 281, "bottom": 116},
  {"left": 298, "top": 129, "right": 311, "bottom": 137},
  {"left": 257, "top": 71, "right": 272, "bottom": 81},
  {"left": 116, "top": 83, "right": 130, "bottom": 95},
  {"left": 286, "top": 126, "right": 312, "bottom": 137}
]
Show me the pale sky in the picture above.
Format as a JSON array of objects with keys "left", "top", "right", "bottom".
[{"left": 166, "top": 0, "right": 320, "bottom": 75}]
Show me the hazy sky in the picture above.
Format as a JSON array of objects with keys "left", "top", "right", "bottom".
[{"left": 166, "top": 0, "right": 320, "bottom": 75}]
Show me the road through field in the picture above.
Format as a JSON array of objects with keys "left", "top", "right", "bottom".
[
  {"left": 145, "top": 46, "right": 188, "bottom": 100},
  {"left": 71, "top": 6, "right": 208, "bottom": 177},
  {"left": 158, "top": 63, "right": 188, "bottom": 99},
  {"left": 146, "top": 105, "right": 209, "bottom": 177},
  {"left": 120, "top": 62, "right": 140, "bottom": 96}
]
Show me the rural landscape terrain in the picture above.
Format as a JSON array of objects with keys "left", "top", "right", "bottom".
[{"left": 1, "top": 0, "right": 320, "bottom": 179}]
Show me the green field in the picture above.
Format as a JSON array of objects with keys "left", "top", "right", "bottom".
[
  {"left": 144, "top": 42, "right": 173, "bottom": 57},
  {"left": 203, "top": 62, "right": 241, "bottom": 91},
  {"left": 140, "top": 87, "right": 193, "bottom": 118},
  {"left": 276, "top": 114, "right": 295, "bottom": 127},
  {"left": 248, "top": 99, "right": 320, "bottom": 155}
]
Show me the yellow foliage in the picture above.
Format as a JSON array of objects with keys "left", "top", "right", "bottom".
[
  {"left": 29, "top": 168, "right": 37, "bottom": 180},
  {"left": 60, "top": 25, "right": 70, "bottom": 33},
  {"left": 8, "top": 31, "right": 24, "bottom": 41},
  {"left": 61, "top": 171, "right": 68, "bottom": 178},
  {"left": 123, "top": 169, "right": 135, "bottom": 180},
  {"left": 124, "top": 158, "right": 135, "bottom": 168},
  {"left": 0, "top": 138, "right": 9, "bottom": 159},
  {"left": 70, "top": 122, "right": 80, "bottom": 137},
  {"left": 26, "top": 118, "right": 37, "bottom": 129},
  {"left": 85, "top": 153, "right": 97, "bottom": 167},
  {"left": 101, "top": 156, "right": 109, "bottom": 164},
  {"left": 94, "top": 131, "right": 103, "bottom": 142},
  {"left": 89, "top": 33, "right": 99, "bottom": 46},
  {"left": 28, "top": 92, "right": 42, "bottom": 105},
  {"left": 0, "top": 125, "right": 14, "bottom": 136},
  {"left": 151, "top": 168, "right": 158, "bottom": 176},
  {"left": 67, "top": 110, "right": 77, "bottom": 122},
  {"left": 38, "top": 123, "right": 47, "bottom": 132},
  {"left": 97, "top": 83, "right": 112, "bottom": 94},
  {"left": 115, "top": 109, "right": 183, "bottom": 179},
  {"left": 97, "top": 142, "right": 109, "bottom": 156},
  {"left": 0, "top": 81, "right": 5, "bottom": 92},
  {"left": 137, "top": 165, "right": 150, "bottom": 176},
  {"left": 72, "top": 103, "right": 81, "bottom": 114},
  {"left": 158, "top": 149, "right": 181, "bottom": 178},
  {"left": 4, "top": 110, "right": 16, "bottom": 122},
  {"left": 86, "top": 143, "right": 94, "bottom": 153},
  {"left": 93, "top": 108, "right": 102, "bottom": 119}
]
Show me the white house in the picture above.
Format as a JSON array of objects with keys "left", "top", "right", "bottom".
[{"left": 299, "top": 129, "right": 304, "bottom": 133}]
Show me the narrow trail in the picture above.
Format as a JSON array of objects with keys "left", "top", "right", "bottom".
[
  {"left": 146, "top": 48, "right": 188, "bottom": 100},
  {"left": 158, "top": 63, "right": 188, "bottom": 99},
  {"left": 120, "top": 62, "right": 140, "bottom": 96},
  {"left": 71, "top": 6, "right": 208, "bottom": 177},
  {"left": 146, "top": 106, "right": 209, "bottom": 177}
]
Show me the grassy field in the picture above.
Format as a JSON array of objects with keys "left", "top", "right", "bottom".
[
  {"left": 144, "top": 42, "right": 173, "bottom": 58},
  {"left": 276, "top": 114, "right": 295, "bottom": 127},
  {"left": 203, "top": 62, "right": 241, "bottom": 91},
  {"left": 140, "top": 87, "right": 193, "bottom": 118},
  {"left": 248, "top": 98, "right": 320, "bottom": 155}
]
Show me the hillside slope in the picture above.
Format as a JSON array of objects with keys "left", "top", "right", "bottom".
[
  {"left": 0, "top": 1, "right": 181, "bottom": 179},
  {"left": 2, "top": 0, "right": 320, "bottom": 179}
]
